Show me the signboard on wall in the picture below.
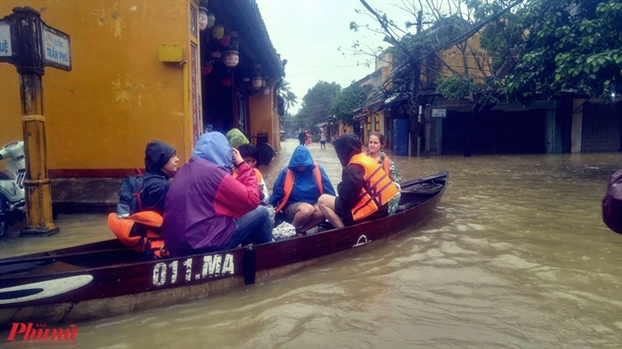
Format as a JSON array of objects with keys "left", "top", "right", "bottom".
[
  {"left": 0, "top": 23, "right": 12, "bottom": 59},
  {"left": 42, "top": 24, "right": 71, "bottom": 70},
  {"left": 432, "top": 109, "right": 446, "bottom": 118}
]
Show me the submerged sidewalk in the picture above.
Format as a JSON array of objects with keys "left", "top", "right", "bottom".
[
  {"left": 51, "top": 177, "right": 121, "bottom": 214},
  {"left": 1, "top": 139, "right": 337, "bottom": 253}
]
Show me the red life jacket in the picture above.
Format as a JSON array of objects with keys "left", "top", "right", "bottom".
[
  {"left": 275, "top": 162, "right": 323, "bottom": 213},
  {"left": 348, "top": 153, "right": 399, "bottom": 221},
  {"left": 107, "top": 211, "right": 169, "bottom": 258}
]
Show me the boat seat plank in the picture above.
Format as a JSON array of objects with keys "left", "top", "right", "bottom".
[{"left": 26, "top": 261, "right": 86, "bottom": 276}]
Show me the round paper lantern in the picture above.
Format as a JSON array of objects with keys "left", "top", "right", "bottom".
[
  {"left": 251, "top": 77, "right": 262, "bottom": 89},
  {"left": 207, "top": 10, "right": 216, "bottom": 28},
  {"left": 211, "top": 24, "right": 224, "bottom": 39},
  {"left": 201, "top": 65, "right": 213, "bottom": 75},
  {"left": 219, "top": 34, "right": 231, "bottom": 47},
  {"left": 221, "top": 77, "right": 232, "bottom": 87},
  {"left": 222, "top": 51, "right": 239, "bottom": 67},
  {"left": 198, "top": 7, "right": 209, "bottom": 31}
]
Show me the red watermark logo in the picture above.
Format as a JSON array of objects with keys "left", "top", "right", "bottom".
[{"left": 5, "top": 322, "right": 79, "bottom": 346}]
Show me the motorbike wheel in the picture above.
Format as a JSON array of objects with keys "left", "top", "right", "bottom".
[
  {"left": 0, "top": 215, "right": 6, "bottom": 238},
  {"left": 0, "top": 195, "right": 7, "bottom": 238}
]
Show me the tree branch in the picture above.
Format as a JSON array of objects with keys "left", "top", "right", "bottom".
[{"left": 359, "top": 0, "right": 420, "bottom": 63}]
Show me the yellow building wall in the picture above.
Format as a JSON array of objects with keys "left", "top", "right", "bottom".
[
  {"left": 339, "top": 122, "right": 353, "bottom": 136},
  {"left": 433, "top": 33, "right": 491, "bottom": 85},
  {"left": 0, "top": 0, "right": 199, "bottom": 174},
  {"left": 248, "top": 81, "right": 278, "bottom": 150}
]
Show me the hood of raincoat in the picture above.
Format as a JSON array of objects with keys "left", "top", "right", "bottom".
[
  {"left": 144, "top": 140, "right": 176, "bottom": 177},
  {"left": 225, "top": 128, "right": 250, "bottom": 149},
  {"left": 333, "top": 133, "right": 362, "bottom": 167},
  {"left": 191, "top": 132, "right": 233, "bottom": 173},
  {"left": 287, "top": 146, "right": 315, "bottom": 170}
]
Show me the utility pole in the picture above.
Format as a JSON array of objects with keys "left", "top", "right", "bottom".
[
  {"left": 410, "top": 10, "right": 423, "bottom": 158},
  {"left": 1, "top": 7, "right": 72, "bottom": 236},
  {"left": 424, "top": 104, "right": 432, "bottom": 158}
]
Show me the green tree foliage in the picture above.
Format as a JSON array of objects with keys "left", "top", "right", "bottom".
[
  {"left": 329, "top": 83, "right": 371, "bottom": 124},
  {"left": 505, "top": 0, "right": 622, "bottom": 103},
  {"left": 277, "top": 80, "right": 298, "bottom": 114},
  {"left": 352, "top": 0, "right": 524, "bottom": 113},
  {"left": 280, "top": 111, "right": 297, "bottom": 135},
  {"left": 295, "top": 81, "right": 341, "bottom": 129}
]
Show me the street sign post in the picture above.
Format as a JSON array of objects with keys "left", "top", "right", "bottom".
[{"left": 0, "top": 7, "right": 72, "bottom": 236}]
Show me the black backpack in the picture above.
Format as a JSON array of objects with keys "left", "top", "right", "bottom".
[
  {"left": 602, "top": 170, "right": 622, "bottom": 235},
  {"left": 117, "top": 175, "right": 144, "bottom": 217}
]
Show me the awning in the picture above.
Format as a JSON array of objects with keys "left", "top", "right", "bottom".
[
  {"left": 378, "top": 93, "right": 410, "bottom": 111},
  {"left": 362, "top": 92, "right": 386, "bottom": 111}
]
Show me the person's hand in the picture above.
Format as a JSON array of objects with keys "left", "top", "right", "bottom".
[{"left": 232, "top": 148, "right": 244, "bottom": 167}]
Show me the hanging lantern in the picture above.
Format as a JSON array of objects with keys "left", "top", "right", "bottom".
[
  {"left": 207, "top": 10, "right": 216, "bottom": 28},
  {"left": 221, "top": 77, "right": 232, "bottom": 87},
  {"left": 251, "top": 76, "right": 262, "bottom": 89},
  {"left": 222, "top": 51, "right": 239, "bottom": 67},
  {"left": 198, "top": 7, "right": 209, "bottom": 31},
  {"left": 201, "top": 65, "right": 213, "bottom": 75},
  {"left": 219, "top": 34, "right": 231, "bottom": 47},
  {"left": 211, "top": 24, "right": 224, "bottom": 39}
]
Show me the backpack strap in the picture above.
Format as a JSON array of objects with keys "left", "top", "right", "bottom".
[
  {"left": 275, "top": 169, "right": 295, "bottom": 214},
  {"left": 133, "top": 176, "right": 143, "bottom": 212},
  {"left": 312, "top": 161, "right": 323, "bottom": 195}
]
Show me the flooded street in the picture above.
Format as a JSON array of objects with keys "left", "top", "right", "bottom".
[{"left": 1, "top": 139, "right": 621, "bottom": 348}]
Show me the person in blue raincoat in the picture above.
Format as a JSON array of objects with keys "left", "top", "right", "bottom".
[{"left": 269, "top": 146, "right": 335, "bottom": 235}]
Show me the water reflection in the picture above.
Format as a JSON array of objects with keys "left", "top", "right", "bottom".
[{"left": 1, "top": 141, "right": 621, "bottom": 347}]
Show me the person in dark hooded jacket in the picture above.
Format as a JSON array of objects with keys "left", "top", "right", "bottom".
[
  {"left": 318, "top": 133, "right": 399, "bottom": 228},
  {"left": 141, "top": 140, "right": 178, "bottom": 214},
  {"left": 602, "top": 170, "right": 622, "bottom": 235}
]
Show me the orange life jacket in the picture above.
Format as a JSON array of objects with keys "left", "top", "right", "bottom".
[
  {"left": 233, "top": 167, "right": 263, "bottom": 184},
  {"left": 107, "top": 211, "right": 169, "bottom": 258},
  {"left": 275, "top": 162, "right": 323, "bottom": 213},
  {"left": 349, "top": 153, "right": 399, "bottom": 221}
]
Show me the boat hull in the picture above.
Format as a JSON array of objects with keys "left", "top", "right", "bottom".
[{"left": 0, "top": 171, "right": 447, "bottom": 326}]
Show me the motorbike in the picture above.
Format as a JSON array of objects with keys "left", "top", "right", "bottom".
[{"left": 0, "top": 140, "right": 26, "bottom": 237}]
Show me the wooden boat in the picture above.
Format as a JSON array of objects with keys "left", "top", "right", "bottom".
[{"left": 0, "top": 171, "right": 447, "bottom": 327}]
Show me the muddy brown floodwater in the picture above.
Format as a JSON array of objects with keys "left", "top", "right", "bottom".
[{"left": 1, "top": 139, "right": 620, "bottom": 348}]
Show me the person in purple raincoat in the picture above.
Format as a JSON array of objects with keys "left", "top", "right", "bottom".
[{"left": 161, "top": 132, "right": 273, "bottom": 257}]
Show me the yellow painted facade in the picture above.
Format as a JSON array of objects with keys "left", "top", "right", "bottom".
[
  {"left": 428, "top": 32, "right": 491, "bottom": 86},
  {"left": 1, "top": 0, "right": 199, "bottom": 172},
  {"left": 248, "top": 80, "right": 281, "bottom": 149},
  {"left": 0, "top": 1, "right": 282, "bottom": 175}
]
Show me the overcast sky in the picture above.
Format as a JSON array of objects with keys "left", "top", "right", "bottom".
[{"left": 256, "top": 0, "right": 415, "bottom": 114}]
